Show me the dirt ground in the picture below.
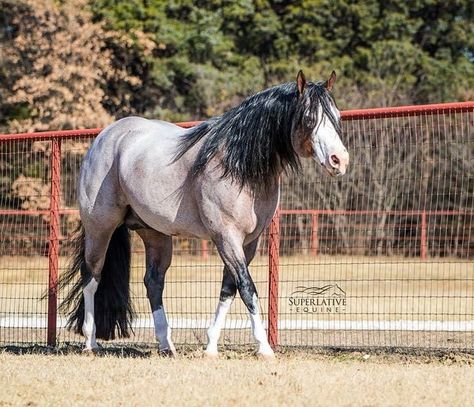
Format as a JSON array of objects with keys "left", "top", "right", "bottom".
[{"left": 0, "top": 347, "right": 473, "bottom": 407}]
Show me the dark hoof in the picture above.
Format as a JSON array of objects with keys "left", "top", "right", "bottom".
[{"left": 159, "top": 348, "right": 176, "bottom": 358}]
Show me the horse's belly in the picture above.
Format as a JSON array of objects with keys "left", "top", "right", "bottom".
[
  {"left": 139, "top": 206, "right": 210, "bottom": 239},
  {"left": 122, "top": 181, "right": 210, "bottom": 239}
]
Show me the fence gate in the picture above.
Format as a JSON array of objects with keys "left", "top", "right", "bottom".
[{"left": 0, "top": 102, "right": 473, "bottom": 350}]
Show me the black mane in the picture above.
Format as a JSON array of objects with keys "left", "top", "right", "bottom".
[{"left": 175, "top": 80, "right": 339, "bottom": 191}]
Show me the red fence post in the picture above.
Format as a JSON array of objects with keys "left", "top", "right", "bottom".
[
  {"left": 268, "top": 208, "right": 280, "bottom": 350},
  {"left": 310, "top": 211, "right": 319, "bottom": 257},
  {"left": 47, "top": 138, "right": 61, "bottom": 346},
  {"left": 421, "top": 210, "right": 427, "bottom": 260}
]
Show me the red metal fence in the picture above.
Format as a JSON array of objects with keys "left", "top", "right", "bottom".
[{"left": 0, "top": 102, "right": 473, "bottom": 350}]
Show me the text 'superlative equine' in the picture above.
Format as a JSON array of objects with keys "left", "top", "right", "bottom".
[{"left": 60, "top": 71, "right": 349, "bottom": 357}]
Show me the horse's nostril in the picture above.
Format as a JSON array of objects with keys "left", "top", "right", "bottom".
[{"left": 330, "top": 154, "right": 340, "bottom": 166}]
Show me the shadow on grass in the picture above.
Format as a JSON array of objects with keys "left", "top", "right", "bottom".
[
  {"left": 2, "top": 344, "right": 473, "bottom": 364},
  {"left": 0, "top": 343, "right": 153, "bottom": 358}
]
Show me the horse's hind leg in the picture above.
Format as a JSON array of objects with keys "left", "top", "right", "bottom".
[
  {"left": 79, "top": 202, "right": 130, "bottom": 350},
  {"left": 213, "top": 235, "right": 274, "bottom": 358},
  {"left": 206, "top": 239, "right": 260, "bottom": 357},
  {"left": 136, "top": 229, "right": 175, "bottom": 355},
  {"left": 82, "top": 227, "right": 117, "bottom": 350}
]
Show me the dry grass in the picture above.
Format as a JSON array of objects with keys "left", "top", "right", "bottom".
[{"left": 0, "top": 349, "right": 473, "bottom": 407}]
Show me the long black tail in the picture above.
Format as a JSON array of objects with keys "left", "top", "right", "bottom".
[{"left": 59, "top": 224, "right": 134, "bottom": 340}]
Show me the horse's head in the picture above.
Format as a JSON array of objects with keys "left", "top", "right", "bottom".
[{"left": 291, "top": 70, "right": 349, "bottom": 177}]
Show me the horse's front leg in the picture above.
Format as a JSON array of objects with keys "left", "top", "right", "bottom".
[
  {"left": 213, "top": 235, "right": 274, "bottom": 358},
  {"left": 137, "top": 229, "right": 176, "bottom": 356},
  {"left": 206, "top": 239, "right": 261, "bottom": 357},
  {"left": 205, "top": 266, "right": 235, "bottom": 357}
]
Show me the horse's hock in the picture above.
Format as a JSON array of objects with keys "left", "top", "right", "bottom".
[{"left": 0, "top": 102, "right": 473, "bottom": 351}]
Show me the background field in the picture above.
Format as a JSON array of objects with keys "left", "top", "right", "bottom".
[
  {"left": 2, "top": 254, "right": 472, "bottom": 316},
  {"left": 0, "top": 349, "right": 473, "bottom": 407}
]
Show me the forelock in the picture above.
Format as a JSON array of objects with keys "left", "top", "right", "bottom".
[{"left": 297, "top": 82, "right": 341, "bottom": 134}]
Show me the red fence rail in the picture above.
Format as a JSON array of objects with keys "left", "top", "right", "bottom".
[
  {"left": 2, "top": 101, "right": 473, "bottom": 141},
  {"left": 0, "top": 101, "right": 473, "bottom": 349},
  {"left": 279, "top": 209, "right": 474, "bottom": 260}
]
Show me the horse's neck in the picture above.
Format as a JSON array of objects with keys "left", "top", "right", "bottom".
[{"left": 252, "top": 178, "right": 280, "bottom": 216}]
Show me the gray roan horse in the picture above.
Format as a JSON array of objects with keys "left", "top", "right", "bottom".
[{"left": 60, "top": 70, "right": 349, "bottom": 358}]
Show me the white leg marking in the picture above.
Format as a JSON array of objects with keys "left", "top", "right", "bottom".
[
  {"left": 82, "top": 278, "right": 99, "bottom": 350},
  {"left": 249, "top": 294, "right": 274, "bottom": 357},
  {"left": 205, "top": 297, "right": 233, "bottom": 356},
  {"left": 153, "top": 307, "right": 176, "bottom": 354}
]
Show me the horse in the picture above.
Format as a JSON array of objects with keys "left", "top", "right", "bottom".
[{"left": 60, "top": 70, "right": 349, "bottom": 358}]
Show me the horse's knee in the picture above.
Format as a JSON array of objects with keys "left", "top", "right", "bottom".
[
  {"left": 219, "top": 268, "right": 237, "bottom": 301},
  {"left": 237, "top": 276, "right": 258, "bottom": 314}
]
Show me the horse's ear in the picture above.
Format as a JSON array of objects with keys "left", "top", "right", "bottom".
[
  {"left": 325, "top": 71, "right": 337, "bottom": 91},
  {"left": 296, "top": 70, "right": 307, "bottom": 96}
]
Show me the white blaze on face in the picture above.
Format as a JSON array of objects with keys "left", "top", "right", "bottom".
[{"left": 312, "top": 104, "right": 349, "bottom": 176}]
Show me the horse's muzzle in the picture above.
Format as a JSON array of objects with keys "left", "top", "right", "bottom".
[{"left": 328, "top": 150, "right": 349, "bottom": 176}]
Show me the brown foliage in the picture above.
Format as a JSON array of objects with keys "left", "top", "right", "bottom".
[
  {"left": 11, "top": 174, "right": 50, "bottom": 212},
  {"left": 4, "top": 0, "right": 140, "bottom": 133}
]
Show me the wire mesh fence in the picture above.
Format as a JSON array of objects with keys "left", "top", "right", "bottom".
[
  {"left": 0, "top": 102, "right": 473, "bottom": 351},
  {"left": 277, "top": 104, "right": 473, "bottom": 350}
]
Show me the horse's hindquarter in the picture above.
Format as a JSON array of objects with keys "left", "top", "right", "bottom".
[{"left": 78, "top": 118, "right": 138, "bottom": 225}]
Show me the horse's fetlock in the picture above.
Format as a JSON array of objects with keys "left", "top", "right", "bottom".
[{"left": 83, "top": 277, "right": 99, "bottom": 295}]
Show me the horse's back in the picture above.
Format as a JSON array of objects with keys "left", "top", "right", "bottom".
[{"left": 96, "top": 116, "right": 184, "bottom": 147}]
